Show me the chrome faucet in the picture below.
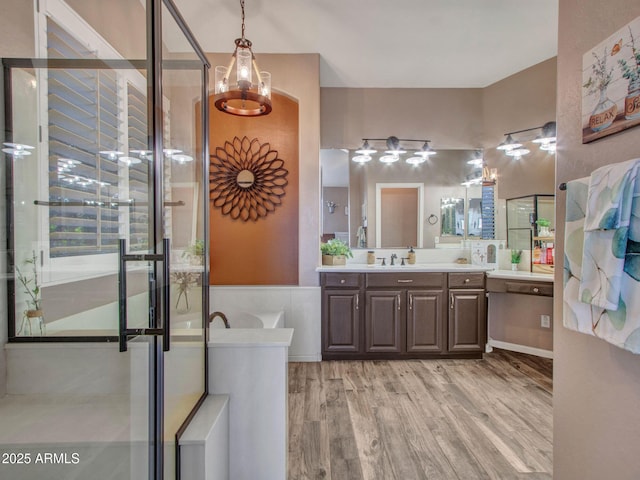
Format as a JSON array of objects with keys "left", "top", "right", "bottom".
[
  {"left": 390, "top": 253, "right": 397, "bottom": 266},
  {"left": 209, "top": 311, "right": 230, "bottom": 328}
]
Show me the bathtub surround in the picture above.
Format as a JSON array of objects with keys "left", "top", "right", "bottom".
[
  {"left": 211, "top": 286, "right": 321, "bottom": 362},
  {"left": 208, "top": 328, "right": 293, "bottom": 480},
  {"left": 179, "top": 395, "right": 229, "bottom": 480}
]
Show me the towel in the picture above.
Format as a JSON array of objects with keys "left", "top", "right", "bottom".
[
  {"left": 356, "top": 226, "right": 366, "bottom": 248},
  {"left": 564, "top": 175, "right": 640, "bottom": 354},
  {"left": 579, "top": 158, "right": 640, "bottom": 310}
]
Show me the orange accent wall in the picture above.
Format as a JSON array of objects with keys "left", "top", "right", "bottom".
[{"left": 209, "top": 93, "right": 299, "bottom": 285}]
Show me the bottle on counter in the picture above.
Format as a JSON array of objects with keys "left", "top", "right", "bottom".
[
  {"left": 533, "top": 246, "right": 542, "bottom": 264},
  {"left": 547, "top": 243, "right": 554, "bottom": 265},
  {"left": 367, "top": 250, "right": 376, "bottom": 265},
  {"left": 407, "top": 246, "right": 416, "bottom": 264}
]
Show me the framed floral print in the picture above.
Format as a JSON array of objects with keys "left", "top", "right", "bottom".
[{"left": 582, "top": 15, "right": 640, "bottom": 143}]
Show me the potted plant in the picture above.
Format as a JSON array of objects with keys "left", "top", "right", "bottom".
[
  {"left": 321, "top": 238, "right": 353, "bottom": 266},
  {"left": 536, "top": 218, "right": 552, "bottom": 237},
  {"left": 182, "top": 239, "right": 205, "bottom": 265},
  {"left": 15, "top": 250, "right": 45, "bottom": 335},
  {"left": 510, "top": 249, "right": 523, "bottom": 271}
]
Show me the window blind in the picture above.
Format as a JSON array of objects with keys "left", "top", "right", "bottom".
[
  {"left": 481, "top": 185, "right": 496, "bottom": 239},
  {"left": 46, "top": 17, "right": 127, "bottom": 257},
  {"left": 127, "top": 83, "right": 150, "bottom": 251}
]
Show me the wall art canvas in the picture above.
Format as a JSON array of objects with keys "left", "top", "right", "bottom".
[{"left": 582, "top": 15, "right": 640, "bottom": 143}]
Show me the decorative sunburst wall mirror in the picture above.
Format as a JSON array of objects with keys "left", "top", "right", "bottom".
[{"left": 210, "top": 136, "right": 289, "bottom": 221}]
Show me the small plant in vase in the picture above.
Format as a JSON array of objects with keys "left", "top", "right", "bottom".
[
  {"left": 536, "top": 218, "right": 552, "bottom": 237},
  {"left": 15, "top": 250, "right": 45, "bottom": 335},
  {"left": 616, "top": 26, "right": 640, "bottom": 120},
  {"left": 320, "top": 238, "right": 353, "bottom": 266},
  {"left": 510, "top": 249, "right": 523, "bottom": 271},
  {"left": 182, "top": 239, "right": 205, "bottom": 265}
]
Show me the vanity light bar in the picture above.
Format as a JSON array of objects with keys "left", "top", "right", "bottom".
[{"left": 352, "top": 137, "right": 435, "bottom": 163}]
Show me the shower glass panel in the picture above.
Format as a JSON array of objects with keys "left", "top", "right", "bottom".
[
  {"left": 2, "top": 1, "right": 208, "bottom": 479},
  {"left": 160, "top": 2, "right": 208, "bottom": 477}
]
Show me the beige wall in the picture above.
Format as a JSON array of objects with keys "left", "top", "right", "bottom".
[
  {"left": 321, "top": 88, "right": 484, "bottom": 150},
  {"left": 0, "top": 0, "right": 34, "bottom": 58},
  {"left": 322, "top": 187, "right": 348, "bottom": 235},
  {"left": 489, "top": 293, "right": 554, "bottom": 351},
  {"left": 555, "top": 1, "right": 640, "bottom": 479},
  {"left": 66, "top": 0, "right": 146, "bottom": 58},
  {"left": 483, "top": 58, "right": 557, "bottom": 200}
]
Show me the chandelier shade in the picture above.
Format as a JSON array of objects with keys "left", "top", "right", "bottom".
[{"left": 214, "top": 0, "right": 272, "bottom": 117}]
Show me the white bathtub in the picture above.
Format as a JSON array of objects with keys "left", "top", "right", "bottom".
[{"left": 210, "top": 311, "right": 285, "bottom": 329}]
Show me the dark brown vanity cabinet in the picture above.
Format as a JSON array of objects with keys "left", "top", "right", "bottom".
[
  {"left": 321, "top": 270, "right": 484, "bottom": 359},
  {"left": 365, "top": 289, "right": 403, "bottom": 353},
  {"left": 448, "top": 273, "right": 486, "bottom": 353},
  {"left": 406, "top": 289, "right": 446, "bottom": 353},
  {"left": 321, "top": 273, "right": 362, "bottom": 353}
]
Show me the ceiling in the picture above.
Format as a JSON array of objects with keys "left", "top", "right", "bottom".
[{"left": 173, "top": 0, "right": 559, "bottom": 88}]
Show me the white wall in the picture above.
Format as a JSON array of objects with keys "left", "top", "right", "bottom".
[{"left": 210, "top": 286, "right": 321, "bottom": 362}]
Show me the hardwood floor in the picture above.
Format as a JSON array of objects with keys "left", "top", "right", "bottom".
[{"left": 288, "top": 349, "right": 553, "bottom": 480}]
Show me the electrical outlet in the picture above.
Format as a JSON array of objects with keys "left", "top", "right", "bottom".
[{"left": 540, "top": 314, "right": 551, "bottom": 328}]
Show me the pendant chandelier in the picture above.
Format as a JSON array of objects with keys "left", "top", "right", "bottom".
[{"left": 214, "top": 0, "right": 272, "bottom": 117}]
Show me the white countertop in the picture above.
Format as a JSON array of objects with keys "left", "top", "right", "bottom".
[
  {"left": 208, "top": 328, "right": 294, "bottom": 347},
  {"left": 486, "top": 269, "right": 554, "bottom": 282},
  {"left": 316, "top": 263, "right": 490, "bottom": 273}
]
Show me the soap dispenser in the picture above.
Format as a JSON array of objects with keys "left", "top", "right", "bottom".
[{"left": 407, "top": 246, "right": 416, "bottom": 265}]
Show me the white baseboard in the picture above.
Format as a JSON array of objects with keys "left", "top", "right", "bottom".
[
  {"left": 488, "top": 339, "right": 554, "bottom": 359},
  {"left": 288, "top": 354, "right": 321, "bottom": 363}
]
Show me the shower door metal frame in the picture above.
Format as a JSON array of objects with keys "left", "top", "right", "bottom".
[{"left": 2, "top": 1, "right": 210, "bottom": 478}]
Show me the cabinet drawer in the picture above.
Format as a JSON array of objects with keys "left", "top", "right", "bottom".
[
  {"left": 448, "top": 272, "right": 485, "bottom": 288},
  {"left": 366, "top": 272, "right": 445, "bottom": 288},
  {"left": 505, "top": 281, "right": 553, "bottom": 297},
  {"left": 322, "top": 272, "right": 362, "bottom": 288}
]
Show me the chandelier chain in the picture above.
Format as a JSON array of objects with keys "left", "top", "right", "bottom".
[{"left": 240, "top": 0, "right": 246, "bottom": 40}]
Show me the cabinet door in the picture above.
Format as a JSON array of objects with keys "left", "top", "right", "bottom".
[
  {"left": 365, "top": 290, "right": 403, "bottom": 353},
  {"left": 448, "top": 289, "right": 486, "bottom": 353},
  {"left": 407, "top": 289, "right": 445, "bottom": 353},
  {"left": 323, "top": 289, "right": 361, "bottom": 352}
]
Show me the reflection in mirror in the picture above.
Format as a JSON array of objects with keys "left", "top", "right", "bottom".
[
  {"left": 320, "top": 148, "right": 487, "bottom": 248},
  {"left": 320, "top": 149, "right": 350, "bottom": 243},
  {"left": 468, "top": 197, "right": 482, "bottom": 237},
  {"left": 441, "top": 198, "right": 464, "bottom": 236},
  {"left": 376, "top": 183, "right": 424, "bottom": 248}
]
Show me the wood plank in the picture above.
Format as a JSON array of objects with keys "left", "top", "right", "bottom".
[
  {"left": 325, "top": 378, "right": 364, "bottom": 480},
  {"left": 345, "top": 389, "right": 395, "bottom": 480},
  {"left": 287, "top": 349, "right": 553, "bottom": 480},
  {"left": 375, "top": 402, "right": 428, "bottom": 480}
]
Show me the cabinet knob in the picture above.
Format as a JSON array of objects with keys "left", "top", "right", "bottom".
[
  {"left": 464, "top": 278, "right": 470, "bottom": 283},
  {"left": 340, "top": 279, "right": 346, "bottom": 284},
  {"left": 533, "top": 287, "right": 539, "bottom": 293}
]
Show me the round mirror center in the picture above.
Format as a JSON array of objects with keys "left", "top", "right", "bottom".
[{"left": 237, "top": 169, "right": 255, "bottom": 188}]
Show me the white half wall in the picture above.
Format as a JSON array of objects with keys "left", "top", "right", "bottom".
[{"left": 210, "top": 286, "right": 321, "bottom": 362}]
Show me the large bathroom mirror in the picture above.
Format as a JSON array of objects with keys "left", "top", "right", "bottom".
[{"left": 320, "top": 148, "right": 486, "bottom": 249}]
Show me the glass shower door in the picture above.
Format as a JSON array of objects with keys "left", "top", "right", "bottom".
[
  {"left": 159, "top": 3, "right": 208, "bottom": 477},
  {"left": 1, "top": 1, "right": 208, "bottom": 479}
]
